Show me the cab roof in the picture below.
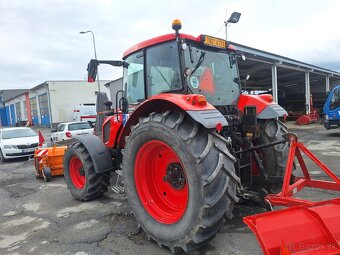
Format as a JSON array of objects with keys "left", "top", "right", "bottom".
[{"left": 123, "top": 33, "right": 236, "bottom": 59}]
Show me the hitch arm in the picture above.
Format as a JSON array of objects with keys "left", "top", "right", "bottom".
[{"left": 234, "top": 139, "right": 286, "bottom": 155}]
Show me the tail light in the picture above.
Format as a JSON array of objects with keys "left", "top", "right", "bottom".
[
  {"left": 187, "top": 95, "right": 207, "bottom": 106},
  {"left": 215, "top": 122, "right": 223, "bottom": 132},
  {"left": 66, "top": 132, "right": 72, "bottom": 138},
  {"left": 196, "top": 95, "right": 207, "bottom": 106}
]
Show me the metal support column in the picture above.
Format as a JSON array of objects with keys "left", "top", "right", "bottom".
[
  {"left": 271, "top": 64, "right": 278, "bottom": 103},
  {"left": 305, "top": 71, "right": 311, "bottom": 114},
  {"left": 326, "top": 75, "right": 330, "bottom": 92}
]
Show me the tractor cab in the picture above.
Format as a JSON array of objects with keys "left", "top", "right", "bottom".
[
  {"left": 122, "top": 31, "right": 241, "bottom": 109},
  {"left": 88, "top": 20, "right": 242, "bottom": 112}
]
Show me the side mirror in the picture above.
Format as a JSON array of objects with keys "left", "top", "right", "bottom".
[
  {"left": 87, "top": 59, "right": 98, "bottom": 83},
  {"left": 87, "top": 121, "right": 94, "bottom": 128},
  {"left": 242, "top": 55, "right": 246, "bottom": 61},
  {"left": 119, "top": 97, "right": 129, "bottom": 114},
  {"left": 104, "top": 100, "right": 113, "bottom": 108},
  {"left": 51, "top": 128, "right": 57, "bottom": 132},
  {"left": 245, "top": 74, "right": 250, "bottom": 81}
]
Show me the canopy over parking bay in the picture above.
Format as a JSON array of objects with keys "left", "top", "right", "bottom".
[{"left": 233, "top": 42, "right": 340, "bottom": 114}]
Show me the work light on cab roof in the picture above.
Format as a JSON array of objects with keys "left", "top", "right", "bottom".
[{"left": 172, "top": 19, "right": 182, "bottom": 35}]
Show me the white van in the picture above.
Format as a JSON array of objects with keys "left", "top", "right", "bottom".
[{"left": 73, "top": 104, "right": 96, "bottom": 123}]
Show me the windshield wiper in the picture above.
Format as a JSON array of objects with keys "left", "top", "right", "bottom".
[
  {"left": 153, "top": 66, "right": 171, "bottom": 88},
  {"left": 190, "top": 51, "right": 206, "bottom": 77}
]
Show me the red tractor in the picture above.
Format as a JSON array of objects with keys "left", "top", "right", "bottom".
[{"left": 64, "top": 20, "right": 289, "bottom": 253}]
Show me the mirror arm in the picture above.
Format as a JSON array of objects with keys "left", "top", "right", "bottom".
[{"left": 96, "top": 60, "right": 128, "bottom": 67}]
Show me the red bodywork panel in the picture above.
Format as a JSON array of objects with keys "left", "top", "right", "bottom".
[
  {"left": 104, "top": 94, "right": 215, "bottom": 149},
  {"left": 123, "top": 33, "right": 236, "bottom": 58},
  {"left": 106, "top": 93, "right": 277, "bottom": 148},
  {"left": 138, "top": 93, "right": 215, "bottom": 111},
  {"left": 237, "top": 94, "right": 274, "bottom": 114},
  {"left": 102, "top": 114, "right": 123, "bottom": 148}
]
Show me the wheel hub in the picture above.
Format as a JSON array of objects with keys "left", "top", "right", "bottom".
[{"left": 163, "top": 163, "right": 186, "bottom": 189}]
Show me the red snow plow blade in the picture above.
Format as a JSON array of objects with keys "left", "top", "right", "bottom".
[
  {"left": 244, "top": 133, "right": 340, "bottom": 255},
  {"left": 244, "top": 199, "right": 340, "bottom": 255}
]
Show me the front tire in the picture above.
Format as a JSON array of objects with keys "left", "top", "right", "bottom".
[
  {"left": 123, "top": 111, "right": 240, "bottom": 253},
  {"left": 64, "top": 142, "right": 110, "bottom": 201}
]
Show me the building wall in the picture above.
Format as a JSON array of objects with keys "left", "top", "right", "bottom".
[
  {"left": 4, "top": 94, "right": 26, "bottom": 126},
  {"left": 3, "top": 80, "right": 110, "bottom": 127},
  {"left": 48, "top": 80, "right": 110, "bottom": 125}
]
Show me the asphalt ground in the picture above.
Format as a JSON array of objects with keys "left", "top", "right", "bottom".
[{"left": 0, "top": 122, "right": 339, "bottom": 255}]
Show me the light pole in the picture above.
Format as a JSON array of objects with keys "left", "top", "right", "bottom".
[
  {"left": 80, "top": 30, "right": 101, "bottom": 93},
  {"left": 224, "top": 12, "right": 241, "bottom": 41}
]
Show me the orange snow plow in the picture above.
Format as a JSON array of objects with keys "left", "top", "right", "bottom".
[
  {"left": 34, "top": 146, "right": 67, "bottom": 182},
  {"left": 244, "top": 133, "right": 340, "bottom": 255}
]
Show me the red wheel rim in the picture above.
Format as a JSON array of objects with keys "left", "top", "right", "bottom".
[
  {"left": 69, "top": 156, "right": 85, "bottom": 189},
  {"left": 134, "top": 140, "right": 188, "bottom": 224}
]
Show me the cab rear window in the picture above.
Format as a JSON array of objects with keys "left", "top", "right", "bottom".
[{"left": 68, "top": 123, "right": 92, "bottom": 131}]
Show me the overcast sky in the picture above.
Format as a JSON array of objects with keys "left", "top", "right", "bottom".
[{"left": 1, "top": 0, "right": 340, "bottom": 90}]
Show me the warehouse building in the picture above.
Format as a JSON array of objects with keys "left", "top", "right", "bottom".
[
  {"left": 2, "top": 80, "right": 110, "bottom": 127},
  {"left": 0, "top": 89, "right": 27, "bottom": 126}
]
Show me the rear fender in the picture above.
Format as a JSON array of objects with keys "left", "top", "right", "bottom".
[
  {"left": 71, "top": 135, "right": 114, "bottom": 173},
  {"left": 119, "top": 94, "right": 228, "bottom": 147},
  {"left": 237, "top": 94, "right": 287, "bottom": 119}
]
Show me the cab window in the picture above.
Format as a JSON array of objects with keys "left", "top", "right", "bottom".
[
  {"left": 123, "top": 51, "right": 145, "bottom": 104},
  {"left": 330, "top": 88, "right": 340, "bottom": 110},
  {"left": 183, "top": 44, "right": 240, "bottom": 106},
  {"left": 146, "top": 41, "right": 182, "bottom": 97}
]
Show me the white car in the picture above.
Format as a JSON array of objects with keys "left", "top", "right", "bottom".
[
  {"left": 51, "top": 122, "right": 94, "bottom": 143},
  {"left": 0, "top": 127, "right": 39, "bottom": 162}
]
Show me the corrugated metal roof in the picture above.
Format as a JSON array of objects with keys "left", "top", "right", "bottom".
[
  {"left": 231, "top": 41, "right": 340, "bottom": 77},
  {"left": 0, "top": 89, "right": 27, "bottom": 105}
]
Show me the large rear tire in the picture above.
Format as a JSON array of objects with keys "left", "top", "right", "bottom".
[
  {"left": 64, "top": 142, "right": 110, "bottom": 201},
  {"left": 258, "top": 119, "right": 289, "bottom": 191},
  {"left": 123, "top": 111, "right": 240, "bottom": 253}
]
